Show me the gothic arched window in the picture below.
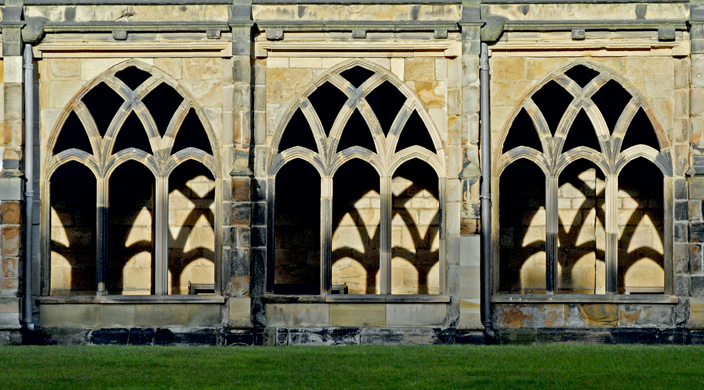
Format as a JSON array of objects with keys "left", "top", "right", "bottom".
[
  {"left": 496, "top": 63, "right": 672, "bottom": 295},
  {"left": 45, "top": 62, "right": 219, "bottom": 296},
  {"left": 268, "top": 62, "right": 445, "bottom": 295}
]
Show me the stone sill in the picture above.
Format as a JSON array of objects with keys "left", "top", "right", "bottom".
[
  {"left": 263, "top": 294, "right": 451, "bottom": 304},
  {"left": 491, "top": 294, "right": 679, "bottom": 305},
  {"left": 37, "top": 295, "right": 225, "bottom": 305}
]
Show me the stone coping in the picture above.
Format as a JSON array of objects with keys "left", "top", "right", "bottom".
[
  {"left": 492, "top": 294, "right": 679, "bottom": 305},
  {"left": 262, "top": 294, "right": 451, "bottom": 303},
  {"left": 36, "top": 295, "right": 226, "bottom": 304}
]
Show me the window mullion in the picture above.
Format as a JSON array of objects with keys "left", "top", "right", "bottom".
[
  {"left": 380, "top": 176, "right": 392, "bottom": 295},
  {"left": 605, "top": 174, "right": 618, "bottom": 294},
  {"left": 545, "top": 176, "right": 559, "bottom": 293},
  {"left": 96, "top": 177, "right": 109, "bottom": 295},
  {"left": 321, "top": 176, "right": 333, "bottom": 295},
  {"left": 154, "top": 177, "right": 169, "bottom": 295}
]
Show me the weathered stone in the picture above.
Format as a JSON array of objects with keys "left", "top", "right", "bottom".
[
  {"left": 579, "top": 304, "right": 618, "bottom": 327},
  {"left": 330, "top": 304, "right": 385, "bottom": 327},
  {"left": 0, "top": 202, "right": 20, "bottom": 224}
]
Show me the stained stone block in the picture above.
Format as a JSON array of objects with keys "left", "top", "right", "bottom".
[
  {"left": 40, "top": 304, "right": 99, "bottom": 328},
  {"left": 134, "top": 304, "right": 188, "bottom": 327},
  {"left": 579, "top": 304, "right": 618, "bottom": 327},
  {"left": 693, "top": 244, "right": 703, "bottom": 274},
  {"left": 675, "top": 275, "right": 691, "bottom": 296},
  {"left": 689, "top": 298, "right": 704, "bottom": 329},
  {"left": 99, "top": 305, "right": 136, "bottom": 328},
  {"left": 386, "top": 304, "right": 446, "bottom": 327},
  {"left": 675, "top": 201, "right": 689, "bottom": 221},
  {"left": 228, "top": 298, "right": 252, "bottom": 328},
  {"left": 267, "top": 304, "right": 329, "bottom": 327},
  {"left": 692, "top": 276, "right": 704, "bottom": 298},
  {"left": 186, "top": 304, "right": 221, "bottom": 327},
  {"left": 330, "top": 304, "right": 385, "bottom": 327}
]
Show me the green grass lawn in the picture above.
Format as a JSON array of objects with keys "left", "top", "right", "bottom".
[{"left": 2, "top": 344, "right": 704, "bottom": 389}]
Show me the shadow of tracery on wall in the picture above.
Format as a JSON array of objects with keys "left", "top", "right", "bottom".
[{"left": 497, "top": 62, "right": 667, "bottom": 294}]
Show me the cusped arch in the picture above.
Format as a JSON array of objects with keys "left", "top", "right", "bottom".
[
  {"left": 495, "top": 60, "right": 671, "bottom": 177},
  {"left": 268, "top": 59, "right": 446, "bottom": 178},
  {"left": 45, "top": 59, "right": 221, "bottom": 181}
]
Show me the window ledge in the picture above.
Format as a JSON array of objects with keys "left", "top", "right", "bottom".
[
  {"left": 262, "top": 294, "right": 450, "bottom": 304},
  {"left": 37, "top": 295, "right": 225, "bottom": 305},
  {"left": 491, "top": 294, "right": 678, "bottom": 305}
]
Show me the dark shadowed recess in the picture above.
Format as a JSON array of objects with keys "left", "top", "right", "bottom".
[
  {"left": 115, "top": 67, "right": 152, "bottom": 90},
  {"left": 565, "top": 65, "right": 600, "bottom": 88},
  {"left": 278, "top": 109, "right": 318, "bottom": 152},
  {"left": 395, "top": 111, "right": 435, "bottom": 153},
  {"left": 591, "top": 80, "right": 632, "bottom": 134},
  {"left": 562, "top": 109, "right": 601, "bottom": 153},
  {"left": 172, "top": 109, "right": 213, "bottom": 155},
  {"left": 365, "top": 81, "right": 406, "bottom": 136},
  {"left": 531, "top": 81, "right": 573, "bottom": 136},
  {"left": 308, "top": 82, "right": 349, "bottom": 137},
  {"left": 499, "top": 159, "right": 546, "bottom": 293},
  {"left": 53, "top": 111, "right": 93, "bottom": 155},
  {"left": 340, "top": 66, "right": 375, "bottom": 88},
  {"left": 82, "top": 82, "right": 124, "bottom": 138},
  {"left": 337, "top": 108, "right": 377, "bottom": 153},
  {"left": 274, "top": 159, "right": 321, "bottom": 294},
  {"left": 620, "top": 108, "right": 660, "bottom": 152},
  {"left": 502, "top": 108, "right": 543, "bottom": 154},
  {"left": 112, "top": 111, "right": 152, "bottom": 154},
  {"left": 141, "top": 82, "right": 184, "bottom": 137},
  {"left": 50, "top": 161, "right": 97, "bottom": 295}
]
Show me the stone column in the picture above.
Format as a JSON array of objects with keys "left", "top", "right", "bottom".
[
  {"left": 0, "top": 5, "right": 25, "bottom": 334},
  {"left": 456, "top": 8, "right": 483, "bottom": 329},
  {"left": 687, "top": 12, "right": 704, "bottom": 328},
  {"left": 225, "top": 1, "right": 256, "bottom": 329}
]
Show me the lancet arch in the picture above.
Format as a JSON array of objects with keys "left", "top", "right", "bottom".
[
  {"left": 43, "top": 59, "right": 221, "bottom": 296},
  {"left": 494, "top": 61, "right": 672, "bottom": 295},
  {"left": 268, "top": 59, "right": 446, "bottom": 295}
]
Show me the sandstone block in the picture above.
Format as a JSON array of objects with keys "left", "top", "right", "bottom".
[
  {"left": 386, "top": 304, "right": 446, "bottom": 327},
  {"left": 228, "top": 297, "right": 253, "bottom": 328},
  {"left": 134, "top": 304, "right": 188, "bottom": 327},
  {"left": 330, "top": 304, "right": 385, "bottom": 327},
  {"left": 267, "top": 303, "right": 329, "bottom": 327},
  {"left": 405, "top": 58, "right": 435, "bottom": 81},
  {"left": 40, "top": 304, "right": 99, "bottom": 328}
]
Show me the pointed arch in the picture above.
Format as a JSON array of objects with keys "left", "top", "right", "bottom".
[
  {"left": 268, "top": 59, "right": 446, "bottom": 178},
  {"left": 495, "top": 60, "right": 672, "bottom": 296},
  {"left": 42, "top": 59, "right": 222, "bottom": 297}
]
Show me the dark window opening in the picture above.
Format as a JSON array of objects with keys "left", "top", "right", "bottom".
[
  {"left": 332, "top": 159, "right": 380, "bottom": 294},
  {"left": 591, "top": 80, "right": 632, "bottom": 134},
  {"left": 565, "top": 65, "right": 600, "bottom": 88},
  {"left": 337, "top": 108, "right": 376, "bottom": 153},
  {"left": 115, "top": 67, "right": 152, "bottom": 90},
  {"left": 531, "top": 80, "right": 573, "bottom": 136},
  {"left": 274, "top": 160, "right": 321, "bottom": 294},
  {"left": 112, "top": 111, "right": 152, "bottom": 154},
  {"left": 395, "top": 111, "right": 435, "bottom": 153},
  {"left": 562, "top": 109, "right": 601, "bottom": 153},
  {"left": 50, "top": 162, "right": 97, "bottom": 296},
  {"left": 308, "top": 82, "right": 348, "bottom": 137},
  {"left": 82, "top": 82, "right": 124, "bottom": 137},
  {"left": 54, "top": 111, "right": 93, "bottom": 155},
  {"left": 502, "top": 108, "right": 543, "bottom": 154},
  {"left": 340, "top": 66, "right": 376, "bottom": 88},
  {"left": 499, "top": 159, "right": 546, "bottom": 293},
  {"left": 141, "top": 82, "right": 184, "bottom": 137},
  {"left": 278, "top": 109, "right": 318, "bottom": 152},
  {"left": 365, "top": 81, "right": 407, "bottom": 136},
  {"left": 620, "top": 109, "right": 660, "bottom": 152},
  {"left": 172, "top": 109, "right": 213, "bottom": 155}
]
